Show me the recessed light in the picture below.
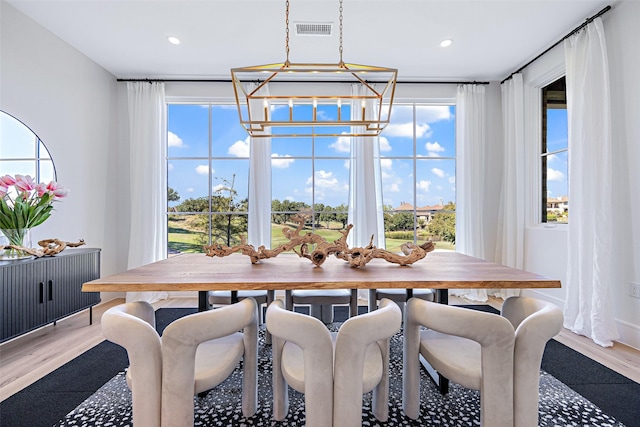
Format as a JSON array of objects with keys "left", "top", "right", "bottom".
[
  {"left": 440, "top": 39, "right": 453, "bottom": 48},
  {"left": 167, "top": 36, "right": 181, "bottom": 45}
]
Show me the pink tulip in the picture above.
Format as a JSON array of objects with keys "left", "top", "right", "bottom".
[
  {"left": 0, "top": 175, "right": 16, "bottom": 186},
  {"left": 36, "top": 183, "right": 49, "bottom": 197},
  {"left": 52, "top": 187, "right": 70, "bottom": 199},
  {"left": 0, "top": 183, "right": 7, "bottom": 197},
  {"left": 14, "top": 174, "right": 36, "bottom": 192}
]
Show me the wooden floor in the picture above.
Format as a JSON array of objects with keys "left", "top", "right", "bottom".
[{"left": 1, "top": 295, "right": 639, "bottom": 403}]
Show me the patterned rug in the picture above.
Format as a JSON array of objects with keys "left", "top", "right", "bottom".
[{"left": 56, "top": 323, "right": 625, "bottom": 427}]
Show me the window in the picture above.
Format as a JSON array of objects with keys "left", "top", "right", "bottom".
[
  {"left": 167, "top": 104, "right": 249, "bottom": 253},
  {"left": 380, "top": 103, "right": 456, "bottom": 251},
  {"left": 541, "top": 76, "right": 568, "bottom": 223},
  {"left": 0, "top": 111, "right": 56, "bottom": 183},
  {"left": 166, "top": 100, "right": 456, "bottom": 254}
]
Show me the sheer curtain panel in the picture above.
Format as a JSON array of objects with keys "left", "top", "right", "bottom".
[
  {"left": 564, "top": 17, "right": 618, "bottom": 347},
  {"left": 493, "top": 74, "right": 525, "bottom": 299},
  {"left": 248, "top": 83, "right": 272, "bottom": 248},
  {"left": 125, "top": 82, "right": 168, "bottom": 303},
  {"left": 347, "top": 84, "right": 385, "bottom": 250},
  {"left": 452, "top": 84, "right": 488, "bottom": 301}
]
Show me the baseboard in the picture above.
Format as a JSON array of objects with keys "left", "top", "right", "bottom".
[{"left": 523, "top": 289, "right": 640, "bottom": 350}]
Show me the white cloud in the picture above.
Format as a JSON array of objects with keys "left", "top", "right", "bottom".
[
  {"left": 547, "top": 154, "right": 558, "bottom": 162},
  {"left": 271, "top": 153, "right": 295, "bottom": 168},
  {"left": 448, "top": 176, "right": 455, "bottom": 184},
  {"left": 386, "top": 183, "right": 400, "bottom": 192},
  {"left": 228, "top": 137, "right": 250, "bottom": 157},
  {"left": 432, "top": 168, "right": 445, "bottom": 178},
  {"left": 547, "top": 168, "right": 565, "bottom": 181},
  {"left": 285, "top": 196, "right": 294, "bottom": 201},
  {"left": 187, "top": 187, "right": 194, "bottom": 193},
  {"left": 417, "top": 180, "right": 431, "bottom": 192},
  {"left": 309, "top": 170, "right": 339, "bottom": 188},
  {"left": 381, "top": 158, "right": 393, "bottom": 170},
  {"left": 330, "top": 135, "right": 351, "bottom": 153},
  {"left": 168, "top": 131, "right": 185, "bottom": 148},
  {"left": 168, "top": 163, "right": 174, "bottom": 171},
  {"left": 195, "top": 165, "right": 210, "bottom": 175},
  {"left": 383, "top": 123, "right": 432, "bottom": 138},
  {"left": 416, "top": 106, "right": 453, "bottom": 123},
  {"left": 212, "top": 184, "right": 226, "bottom": 193},
  {"left": 379, "top": 136, "right": 392, "bottom": 152},
  {"left": 425, "top": 141, "right": 446, "bottom": 155}
]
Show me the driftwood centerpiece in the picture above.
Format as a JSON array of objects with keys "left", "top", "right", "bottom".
[
  {"left": 204, "top": 215, "right": 434, "bottom": 267},
  {"left": 0, "top": 238, "right": 85, "bottom": 258}
]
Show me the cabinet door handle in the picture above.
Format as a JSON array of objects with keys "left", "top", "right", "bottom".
[
  {"left": 48, "top": 280, "right": 53, "bottom": 301},
  {"left": 39, "top": 282, "right": 44, "bottom": 304}
]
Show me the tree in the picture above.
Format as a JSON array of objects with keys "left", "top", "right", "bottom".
[
  {"left": 389, "top": 212, "right": 415, "bottom": 231},
  {"left": 167, "top": 187, "right": 180, "bottom": 203},
  {"left": 211, "top": 174, "right": 248, "bottom": 246},
  {"left": 426, "top": 202, "right": 456, "bottom": 243}
]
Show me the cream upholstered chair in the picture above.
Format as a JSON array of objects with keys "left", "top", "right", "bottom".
[
  {"left": 501, "top": 296, "right": 563, "bottom": 427},
  {"left": 161, "top": 297, "right": 258, "bottom": 427},
  {"left": 266, "top": 298, "right": 401, "bottom": 427},
  {"left": 102, "top": 301, "right": 162, "bottom": 427},
  {"left": 368, "top": 288, "right": 435, "bottom": 315},
  {"left": 285, "top": 288, "right": 358, "bottom": 323},
  {"left": 403, "top": 296, "right": 562, "bottom": 427}
]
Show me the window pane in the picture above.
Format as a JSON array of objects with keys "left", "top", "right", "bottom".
[
  {"left": 211, "top": 214, "right": 248, "bottom": 246},
  {"left": 541, "top": 76, "right": 568, "bottom": 223},
  {"left": 416, "top": 159, "right": 456, "bottom": 207},
  {"left": 381, "top": 158, "right": 412, "bottom": 208},
  {"left": 168, "top": 159, "right": 211, "bottom": 207},
  {"left": 168, "top": 213, "right": 208, "bottom": 254},
  {"left": 211, "top": 159, "right": 249, "bottom": 207},
  {"left": 416, "top": 105, "right": 456, "bottom": 157},
  {"left": 382, "top": 105, "right": 414, "bottom": 157},
  {"left": 313, "top": 159, "right": 349, "bottom": 208},
  {"left": 272, "top": 158, "right": 312, "bottom": 206},
  {"left": 168, "top": 104, "right": 210, "bottom": 157}
]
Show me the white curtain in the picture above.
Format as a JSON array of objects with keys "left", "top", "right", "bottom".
[
  {"left": 564, "top": 17, "right": 618, "bottom": 347},
  {"left": 247, "top": 83, "right": 272, "bottom": 248},
  {"left": 347, "top": 84, "right": 385, "bottom": 301},
  {"left": 347, "top": 84, "right": 385, "bottom": 250},
  {"left": 125, "top": 81, "right": 168, "bottom": 303},
  {"left": 493, "top": 74, "right": 524, "bottom": 299},
  {"left": 452, "top": 84, "right": 488, "bottom": 301}
]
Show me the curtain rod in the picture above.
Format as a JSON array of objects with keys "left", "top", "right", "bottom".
[
  {"left": 116, "top": 78, "right": 490, "bottom": 85},
  {"left": 500, "top": 5, "right": 611, "bottom": 84}
]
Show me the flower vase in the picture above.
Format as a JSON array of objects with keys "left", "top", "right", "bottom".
[{"left": 0, "top": 228, "right": 33, "bottom": 260}]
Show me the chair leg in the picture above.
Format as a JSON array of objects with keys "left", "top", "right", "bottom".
[{"left": 368, "top": 289, "right": 377, "bottom": 312}]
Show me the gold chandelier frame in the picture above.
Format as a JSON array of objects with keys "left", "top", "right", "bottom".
[{"left": 231, "top": 0, "right": 397, "bottom": 138}]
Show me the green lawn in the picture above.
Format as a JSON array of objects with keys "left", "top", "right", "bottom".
[{"left": 169, "top": 220, "right": 455, "bottom": 254}]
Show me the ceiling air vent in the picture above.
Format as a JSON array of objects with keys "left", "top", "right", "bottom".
[{"left": 295, "top": 22, "right": 333, "bottom": 36}]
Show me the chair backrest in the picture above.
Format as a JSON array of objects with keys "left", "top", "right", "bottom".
[
  {"left": 333, "top": 298, "right": 402, "bottom": 426},
  {"left": 501, "top": 296, "right": 563, "bottom": 427},
  {"left": 101, "top": 301, "right": 162, "bottom": 427},
  {"left": 266, "top": 299, "right": 334, "bottom": 426},
  {"left": 404, "top": 298, "right": 515, "bottom": 427},
  {"left": 161, "top": 297, "right": 258, "bottom": 427}
]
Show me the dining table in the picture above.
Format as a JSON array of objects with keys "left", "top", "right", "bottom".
[
  {"left": 82, "top": 250, "right": 561, "bottom": 313},
  {"left": 83, "top": 250, "right": 561, "bottom": 393}
]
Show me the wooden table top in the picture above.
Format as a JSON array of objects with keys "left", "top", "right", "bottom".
[{"left": 82, "top": 251, "right": 561, "bottom": 292}]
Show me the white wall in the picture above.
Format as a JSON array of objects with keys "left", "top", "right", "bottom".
[
  {"left": 522, "top": 1, "right": 640, "bottom": 349},
  {"left": 1, "top": 2, "right": 122, "bottom": 281}
]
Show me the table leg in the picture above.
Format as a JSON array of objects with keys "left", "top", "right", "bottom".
[
  {"left": 230, "top": 290, "right": 239, "bottom": 304},
  {"left": 198, "top": 291, "right": 210, "bottom": 312}
]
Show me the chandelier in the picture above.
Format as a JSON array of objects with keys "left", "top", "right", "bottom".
[{"left": 231, "top": 0, "right": 397, "bottom": 138}]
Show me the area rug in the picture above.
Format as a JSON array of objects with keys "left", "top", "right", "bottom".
[{"left": 51, "top": 308, "right": 628, "bottom": 427}]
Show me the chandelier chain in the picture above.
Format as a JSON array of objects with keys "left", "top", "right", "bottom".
[
  {"left": 339, "top": 0, "right": 344, "bottom": 65},
  {"left": 285, "top": 0, "right": 290, "bottom": 66}
]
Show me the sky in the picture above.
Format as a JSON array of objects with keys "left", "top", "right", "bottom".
[{"left": 166, "top": 102, "right": 459, "bottom": 210}]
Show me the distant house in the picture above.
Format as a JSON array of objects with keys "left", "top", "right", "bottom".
[
  {"left": 546, "top": 196, "right": 569, "bottom": 214},
  {"left": 394, "top": 202, "right": 445, "bottom": 225}
]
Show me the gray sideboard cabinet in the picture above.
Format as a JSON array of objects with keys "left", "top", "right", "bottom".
[{"left": 0, "top": 247, "right": 101, "bottom": 342}]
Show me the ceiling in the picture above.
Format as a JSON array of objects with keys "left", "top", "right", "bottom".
[{"left": 7, "top": 0, "right": 613, "bottom": 82}]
